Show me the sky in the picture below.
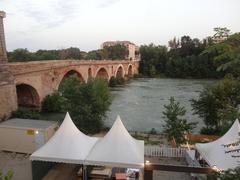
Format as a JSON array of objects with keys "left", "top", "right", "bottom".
[{"left": 1, "top": 0, "right": 240, "bottom": 52}]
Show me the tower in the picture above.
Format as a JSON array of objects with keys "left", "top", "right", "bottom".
[
  {"left": 0, "top": 11, "right": 17, "bottom": 120},
  {"left": 0, "top": 11, "right": 7, "bottom": 63}
]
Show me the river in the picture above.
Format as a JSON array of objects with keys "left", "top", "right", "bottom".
[{"left": 105, "top": 78, "right": 216, "bottom": 133}]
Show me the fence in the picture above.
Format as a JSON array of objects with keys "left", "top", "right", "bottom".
[{"left": 144, "top": 146, "right": 186, "bottom": 158}]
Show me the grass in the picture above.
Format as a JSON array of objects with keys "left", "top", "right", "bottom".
[{"left": 132, "top": 134, "right": 161, "bottom": 145}]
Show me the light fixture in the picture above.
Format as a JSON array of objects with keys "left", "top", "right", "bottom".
[
  {"left": 35, "top": 130, "right": 39, "bottom": 134},
  {"left": 145, "top": 160, "right": 150, "bottom": 165},
  {"left": 212, "top": 165, "right": 220, "bottom": 172}
]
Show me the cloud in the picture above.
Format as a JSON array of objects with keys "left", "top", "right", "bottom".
[
  {"left": 15, "top": 0, "right": 81, "bottom": 29},
  {"left": 98, "top": 0, "right": 121, "bottom": 8}
]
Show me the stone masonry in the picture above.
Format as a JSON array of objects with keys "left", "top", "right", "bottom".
[{"left": 0, "top": 11, "right": 17, "bottom": 120}]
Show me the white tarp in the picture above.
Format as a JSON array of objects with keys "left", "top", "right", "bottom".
[
  {"left": 30, "top": 112, "right": 99, "bottom": 164},
  {"left": 195, "top": 119, "right": 240, "bottom": 170},
  {"left": 85, "top": 116, "right": 144, "bottom": 168}
]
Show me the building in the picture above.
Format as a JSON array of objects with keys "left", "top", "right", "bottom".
[{"left": 102, "top": 41, "right": 140, "bottom": 61}]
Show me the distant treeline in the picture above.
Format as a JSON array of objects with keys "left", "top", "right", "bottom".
[
  {"left": 7, "top": 44, "right": 128, "bottom": 62},
  {"left": 139, "top": 27, "right": 240, "bottom": 79}
]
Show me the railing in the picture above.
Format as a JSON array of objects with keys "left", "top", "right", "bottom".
[{"left": 144, "top": 146, "right": 186, "bottom": 158}]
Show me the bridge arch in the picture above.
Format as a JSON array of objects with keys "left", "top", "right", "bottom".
[
  {"left": 88, "top": 68, "right": 92, "bottom": 80},
  {"left": 127, "top": 64, "right": 133, "bottom": 77},
  {"left": 115, "top": 65, "right": 125, "bottom": 78},
  {"left": 16, "top": 83, "right": 40, "bottom": 108},
  {"left": 95, "top": 67, "right": 109, "bottom": 80},
  {"left": 57, "top": 69, "right": 84, "bottom": 89}
]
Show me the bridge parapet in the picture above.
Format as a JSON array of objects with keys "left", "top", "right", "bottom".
[{"left": 8, "top": 59, "right": 139, "bottom": 75}]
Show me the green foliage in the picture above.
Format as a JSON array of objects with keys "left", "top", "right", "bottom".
[
  {"left": 103, "top": 44, "right": 129, "bottom": 60},
  {"left": 139, "top": 44, "right": 168, "bottom": 77},
  {"left": 207, "top": 167, "right": 240, "bottom": 180},
  {"left": 192, "top": 75, "right": 240, "bottom": 135},
  {"left": 0, "top": 170, "right": 14, "bottom": 180},
  {"left": 7, "top": 47, "right": 82, "bottom": 62},
  {"left": 149, "top": 128, "right": 157, "bottom": 135},
  {"left": 7, "top": 48, "right": 33, "bottom": 62},
  {"left": 59, "top": 47, "right": 82, "bottom": 59},
  {"left": 140, "top": 29, "right": 240, "bottom": 79},
  {"left": 59, "top": 77, "right": 111, "bottom": 134},
  {"left": 109, "top": 76, "right": 117, "bottom": 87},
  {"left": 163, "top": 97, "right": 196, "bottom": 146},
  {"left": 41, "top": 91, "right": 66, "bottom": 113},
  {"left": 11, "top": 107, "right": 40, "bottom": 119},
  {"left": 109, "top": 76, "right": 125, "bottom": 87}
]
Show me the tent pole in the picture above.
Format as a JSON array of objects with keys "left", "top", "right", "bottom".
[{"left": 83, "top": 165, "right": 88, "bottom": 180}]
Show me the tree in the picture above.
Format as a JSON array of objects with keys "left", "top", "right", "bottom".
[
  {"left": 41, "top": 91, "right": 66, "bottom": 113},
  {"left": 139, "top": 44, "right": 168, "bottom": 76},
  {"left": 59, "top": 77, "right": 111, "bottom": 134},
  {"left": 192, "top": 75, "right": 240, "bottom": 135},
  {"left": 213, "top": 27, "right": 231, "bottom": 43},
  {"left": 163, "top": 97, "right": 196, "bottom": 146},
  {"left": 59, "top": 47, "right": 81, "bottom": 60},
  {"left": 7, "top": 48, "right": 32, "bottom": 62}
]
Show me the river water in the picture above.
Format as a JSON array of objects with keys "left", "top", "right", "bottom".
[{"left": 105, "top": 78, "right": 216, "bottom": 133}]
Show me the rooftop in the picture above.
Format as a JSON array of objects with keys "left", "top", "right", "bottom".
[{"left": 0, "top": 118, "right": 57, "bottom": 130}]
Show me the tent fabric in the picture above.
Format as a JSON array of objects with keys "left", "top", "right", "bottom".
[
  {"left": 195, "top": 119, "right": 240, "bottom": 171},
  {"left": 85, "top": 116, "right": 144, "bottom": 168},
  {"left": 30, "top": 112, "right": 99, "bottom": 164}
]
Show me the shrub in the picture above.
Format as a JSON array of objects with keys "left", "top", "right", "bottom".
[
  {"left": 0, "top": 170, "right": 13, "bottom": 180},
  {"left": 109, "top": 76, "right": 117, "bottom": 87},
  {"left": 149, "top": 128, "right": 157, "bottom": 135},
  {"left": 42, "top": 91, "right": 66, "bottom": 113},
  {"left": 11, "top": 107, "right": 40, "bottom": 119},
  {"left": 116, "top": 76, "right": 125, "bottom": 85}
]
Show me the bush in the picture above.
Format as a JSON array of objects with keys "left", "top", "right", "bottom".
[
  {"left": 149, "top": 128, "right": 157, "bottom": 135},
  {"left": 11, "top": 108, "right": 40, "bottom": 119},
  {"left": 42, "top": 91, "right": 66, "bottom": 113},
  {"left": 60, "top": 77, "right": 112, "bottom": 134},
  {"left": 0, "top": 170, "right": 13, "bottom": 180},
  {"left": 109, "top": 76, "right": 125, "bottom": 87},
  {"left": 116, "top": 76, "right": 125, "bottom": 85},
  {"left": 109, "top": 76, "right": 117, "bottom": 87}
]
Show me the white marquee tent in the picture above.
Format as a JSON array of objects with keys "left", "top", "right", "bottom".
[
  {"left": 195, "top": 119, "right": 240, "bottom": 170},
  {"left": 30, "top": 113, "right": 99, "bottom": 164},
  {"left": 85, "top": 116, "right": 144, "bottom": 168},
  {"left": 31, "top": 113, "right": 144, "bottom": 169}
]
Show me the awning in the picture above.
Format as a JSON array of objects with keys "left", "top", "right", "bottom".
[
  {"left": 30, "top": 112, "right": 99, "bottom": 164},
  {"left": 195, "top": 119, "right": 240, "bottom": 170},
  {"left": 85, "top": 116, "right": 144, "bottom": 168}
]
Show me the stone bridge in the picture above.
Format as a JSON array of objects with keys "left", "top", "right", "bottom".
[
  {"left": 0, "top": 11, "right": 140, "bottom": 119},
  {"left": 7, "top": 59, "right": 139, "bottom": 109}
]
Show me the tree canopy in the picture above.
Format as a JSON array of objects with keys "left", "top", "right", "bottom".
[{"left": 163, "top": 97, "right": 196, "bottom": 145}]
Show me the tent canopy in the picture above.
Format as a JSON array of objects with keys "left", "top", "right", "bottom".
[
  {"left": 195, "top": 119, "right": 240, "bottom": 171},
  {"left": 30, "top": 112, "right": 98, "bottom": 164},
  {"left": 30, "top": 114, "right": 144, "bottom": 169},
  {"left": 85, "top": 116, "right": 144, "bottom": 168}
]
